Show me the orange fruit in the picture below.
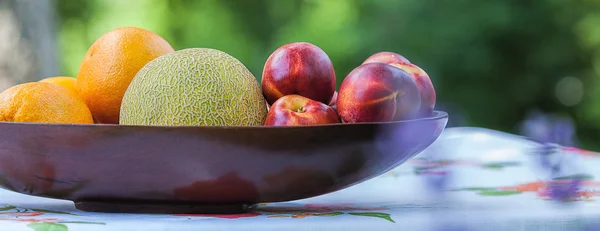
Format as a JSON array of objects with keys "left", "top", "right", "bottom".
[
  {"left": 0, "top": 82, "right": 94, "bottom": 124},
  {"left": 76, "top": 27, "right": 175, "bottom": 124},
  {"left": 39, "top": 76, "right": 78, "bottom": 93}
]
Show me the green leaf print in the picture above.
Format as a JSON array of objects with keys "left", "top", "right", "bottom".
[
  {"left": 483, "top": 162, "right": 520, "bottom": 170},
  {"left": 348, "top": 212, "right": 395, "bottom": 223},
  {"left": 483, "top": 164, "right": 504, "bottom": 169},
  {"left": 413, "top": 166, "right": 436, "bottom": 175},
  {"left": 478, "top": 190, "right": 521, "bottom": 196},
  {"left": 553, "top": 174, "right": 594, "bottom": 180},
  {"left": 27, "top": 222, "right": 68, "bottom": 231},
  {"left": 0, "top": 205, "right": 16, "bottom": 211}
]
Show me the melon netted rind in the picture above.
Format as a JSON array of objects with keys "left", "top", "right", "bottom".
[{"left": 119, "top": 48, "right": 267, "bottom": 126}]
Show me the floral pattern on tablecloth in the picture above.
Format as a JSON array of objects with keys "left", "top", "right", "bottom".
[
  {"left": 453, "top": 178, "right": 600, "bottom": 201},
  {"left": 173, "top": 203, "right": 396, "bottom": 223},
  {"left": 0, "top": 205, "right": 105, "bottom": 230},
  {"left": 257, "top": 203, "right": 395, "bottom": 222}
]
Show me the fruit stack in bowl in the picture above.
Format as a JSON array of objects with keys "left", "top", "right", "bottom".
[
  {"left": 0, "top": 27, "right": 436, "bottom": 127},
  {"left": 262, "top": 42, "right": 437, "bottom": 126}
]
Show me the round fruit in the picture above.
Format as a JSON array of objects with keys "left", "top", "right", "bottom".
[
  {"left": 39, "top": 76, "right": 78, "bottom": 93},
  {"left": 337, "top": 63, "right": 421, "bottom": 123},
  {"left": 76, "top": 27, "right": 175, "bottom": 124},
  {"left": 389, "top": 62, "right": 436, "bottom": 117},
  {"left": 262, "top": 42, "right": 336, "bottom": 105},
  {"left": 264, "top": 94, "right": 340, "bottom": 126},
  {"left": 0, "top": 82, "right": 93, "bottom": 124},
  {"left": 362, "top": 51, "right": 411, "bottom": 65},
  {"left": 120, "top": 48, "right": 267, "bottom": 126}
]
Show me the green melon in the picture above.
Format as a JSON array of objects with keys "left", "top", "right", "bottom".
[{"left": 119, "top": 48, "right": 267, "bottom": 126}]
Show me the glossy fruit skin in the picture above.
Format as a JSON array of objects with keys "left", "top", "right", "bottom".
[
  {"left": 336, "top": 63, "right": 421, "bottom": 123},
  {"left": 262, "top": 42, "right": 336, "bottom": 105},
  {"left": 265, "top": 94, "right": 340, "bottom": 126},
  {"left": 39, "top": 76, "right": 78, "bottom": 94},
  {"left": 76, "top": 27, "right": 175, "bottom": 124},
  {"left": 329, "top": 91, "right": 338, "bottom": 112},
  {"left": 0, "top": 82, "right": 93, "bottom": 124},
  {"left": 362, "top": 51, "right": 410, "bottom": 65},
  {"left": 389, "top": 62, "right": 436, "bottom": 117}
]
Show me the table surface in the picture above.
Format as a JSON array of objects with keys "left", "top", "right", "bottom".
[{"left": 1, "top": 127, "right": 599, "bottom": 231}]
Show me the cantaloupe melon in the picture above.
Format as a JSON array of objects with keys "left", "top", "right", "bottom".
[{"left": 119, "top": 48, "right": 267, "bottom": 126}]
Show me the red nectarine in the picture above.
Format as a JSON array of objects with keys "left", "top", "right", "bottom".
[
  {"left": 265, "top": 94, "right": 340, "bottom": 126},
  {"left": 363, "top": 51, "right": 410, "bottom": 65},
  {"left": 262, "top": 42, "right": 336, "bottom": 105},
  {"left": 389, "top": 62, "right": 436, "bottom": 117},
  {"left": 336, "top": 63, "right": 421, "bottom": 123}
]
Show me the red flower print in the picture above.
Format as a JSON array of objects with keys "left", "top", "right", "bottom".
[
  {"left": 0, "top": 212, "right": 44, "bottom": 217},
  {"left": 498, "top": 181, "right": 545, "bottom": 192},
  {"left": 577, "top": 190, "right": 600, "bottom": 197},
  {"left": 0, "top": 218, "right": 57, "bottom": 223},
  {"left": 583, "top": 181, "right": 600, "bottom": 187},
  {"left": 563, "top": 147, "right": 600, "bottom": 158},
  {"left": 515, "top": 180, "right": 600, "bottom": 201}
]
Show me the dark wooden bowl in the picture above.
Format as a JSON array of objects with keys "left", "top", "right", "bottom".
[{"left": 0, "top": 111, "right": 447, "bottom": 214}]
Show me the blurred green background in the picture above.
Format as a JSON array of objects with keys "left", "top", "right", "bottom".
[{"left": 2, "top": 0, "right": 600, "bottom": 150}]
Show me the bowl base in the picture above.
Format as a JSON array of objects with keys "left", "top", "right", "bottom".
[{"left": 74, "top": 200, "right": 255, "bottom": 214}]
